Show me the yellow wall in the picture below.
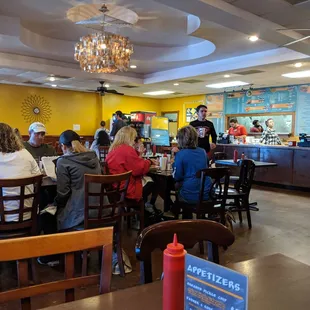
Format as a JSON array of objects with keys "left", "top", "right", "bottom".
[
  {"left": 102, "top": 94, "right": 161, "bottom": 128},
  {"left": 160, "top": 95, "right": 206, "bottom": 127},
  {"left": 0, "top": 84, "right": 101, "bottom": 135},
  {"left": 0, "top": 83, "right": 206, "bottom": 135}
]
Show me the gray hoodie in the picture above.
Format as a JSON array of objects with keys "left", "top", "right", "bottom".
[{"left": 55, "top": 151, "right": 101, "bottom": 231}]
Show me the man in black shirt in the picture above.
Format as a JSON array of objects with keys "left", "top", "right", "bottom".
[
  {"left": 110, "top": 110, "right": 126, "bottom": 139},
  {"left": 190, "top": 104, "right": 217, "bottom": 153}
]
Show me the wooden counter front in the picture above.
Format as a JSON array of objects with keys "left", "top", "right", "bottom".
[{"left": 215, "top": 144, "right": 310, "bottom": 189}]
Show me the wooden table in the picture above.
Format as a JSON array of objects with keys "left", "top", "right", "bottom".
[
  {"left": 215, "top": 159, "right": 277, "bottom": 211},
  {"left": 41, "top": 254, "right": 310, "bottom": 310},
  {"left": 215, "top": 159, "right": 277, "bottom": 167}
]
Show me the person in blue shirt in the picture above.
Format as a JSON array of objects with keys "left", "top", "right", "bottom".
[{"left": 172, "top": 125, "right": 212, "bottom": 218}]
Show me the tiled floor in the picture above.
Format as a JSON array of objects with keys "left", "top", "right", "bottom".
[{"left": 1, "top": 185, "right": 310, "bottom": 309}]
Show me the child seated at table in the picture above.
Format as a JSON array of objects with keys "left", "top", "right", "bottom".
[{"left": 172, "top": 125, "right": 211, "bottom": 218}]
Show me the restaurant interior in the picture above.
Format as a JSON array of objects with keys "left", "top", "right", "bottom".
[{"left": 1, "top": 0, "right": 310, "bottom": 309}]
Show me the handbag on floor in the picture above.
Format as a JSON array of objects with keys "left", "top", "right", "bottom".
[{"left": 112, "top": 249, "right": 133, "bottom": 275}]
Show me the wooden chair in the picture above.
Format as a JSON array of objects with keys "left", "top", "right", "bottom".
[
  {"left": 0, "top": 228, "right": 113, "bottom": 310},
  {"left": 0, "top": 175, "right": 43, "bottom": 238},
  {"left": 135, "top": 219, "right": 235, "bottom": 284},
  {"left": 83, "top": 171, "right": 132, "bottom": 277},
  {"left": 226, "top": 159, "right": 256, "bottom": 229},
  {"left": 173, "top": 167, "right": 231, "bottom": 224},
  {"left": 98, "top": 146, "right": 110, "bottom": 163}
]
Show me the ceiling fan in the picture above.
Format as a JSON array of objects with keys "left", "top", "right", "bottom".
[
  {"left": 276, "top": 28, "right": 310, "bottom": 46},
  {"left": 91, "top": 81, "right": 124, "bottom": 96}
]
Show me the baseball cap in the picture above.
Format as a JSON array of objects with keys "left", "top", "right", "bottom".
[
  {"left": 59, "top": 130, "right": 80, "bottom": 146},
  {"left": 29, "top": 122, "right": 46, "bottom": 133}
]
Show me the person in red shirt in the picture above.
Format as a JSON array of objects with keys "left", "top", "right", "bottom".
[
  {"left": 228, "top": 118, "right": 247, "bottom": 139},
  {"left": 106, "top": 126, "right": 156, "bottom": 202}
]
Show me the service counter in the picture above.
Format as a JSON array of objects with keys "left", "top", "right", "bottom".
[{"left": 215, "top": 144, "right": 310, "bottom": 189}]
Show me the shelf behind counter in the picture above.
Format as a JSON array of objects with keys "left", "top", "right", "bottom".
[{"left": 215, "top": 144, "right": 310, "bottom": 189}]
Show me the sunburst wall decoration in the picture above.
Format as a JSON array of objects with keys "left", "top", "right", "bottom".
[{"left": 21, "top": 95, "right": 52, "bottom": 124}]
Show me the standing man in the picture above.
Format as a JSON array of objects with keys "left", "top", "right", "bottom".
[
  {"left": 260, "top": 118, "right": 282, "bottom": 145},
  {"left": 228, "top": 118, "right": 247, "bottom": 139},
  {"left": 24, "top": 122, "right": 57, "bottom": 159},
  {"left": 190, "top": 105, "right": 217, "bottom": 154},
  {"left": 110, "top": 110, "right": 126, "bottom": 139}
]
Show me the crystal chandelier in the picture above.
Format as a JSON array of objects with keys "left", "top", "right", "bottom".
[{"left": 74, "top": 5, "right": 134, "bottom": 74}]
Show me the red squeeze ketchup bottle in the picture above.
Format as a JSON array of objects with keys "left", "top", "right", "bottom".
[
  {"left": 233, "top": 149, "right": 238, "bottom": 163},
  {"left": 163, "top": 234, "right": 186, "bottom": 310}
]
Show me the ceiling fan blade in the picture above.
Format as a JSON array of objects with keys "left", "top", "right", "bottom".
[
  {"left": 138, "top": 16, "right": 158, "bottom": 20},
  {"left": 283, "top": 35, "right": 310, "bottom": 47},
  {"left": 105, "top": 89, "right": 124, "bottom": 95}
]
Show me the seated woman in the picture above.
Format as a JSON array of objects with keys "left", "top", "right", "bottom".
[
  {"left": 172, "top": 125, "right": 212, "bottom": 218},
  {"left": 55, "top": 130, "right": 102, "bottom": 231},
  {"left": 91, "top": 128, "right": 111, "bottom": 159},
  {"left": 106, "top": 127, "right": 157, "bottom": 212},
  {"left": 0, "top": 123, "right": 41, "bottom": 222}
]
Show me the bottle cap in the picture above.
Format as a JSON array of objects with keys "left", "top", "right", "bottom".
[{"left": 166, "top": 233, "right": 184, "bottom": 254}]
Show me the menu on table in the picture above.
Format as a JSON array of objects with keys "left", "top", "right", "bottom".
[{"left": 184, "top": 254, "right": 248, "bottom": 310}]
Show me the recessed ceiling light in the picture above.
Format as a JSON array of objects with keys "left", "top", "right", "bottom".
[
  {"left": 143, "top": 90, "right": 175, "bottom": 96},
  {"left": 49, "top": 77, "right": 56, "bottom": 82},
  {"left": 294, "top": 62, "right": 303, "bottom": 68},
  {"left": 51, "top": 84, "right": 57, "bottom": 87},
  {"left": 224, "top": 74, "right": 230, "bottom": 78},
  {"left": 105, "top": 84, "right": 110, "bottom": 87},
  {"left": 130, "top": 65, "right": 137, "bottom": 69},
  {"left": 282, "top": 70, "right": 310, "bottom": 78},
  {"left": 206, "top": 81, "right": 249, "bottom": 88},
  {"left": 173, "top": 83, "right": 179, "bottom": 86},
  {"left": 249, "top": 35, "right": 259, "bottom": 42}
]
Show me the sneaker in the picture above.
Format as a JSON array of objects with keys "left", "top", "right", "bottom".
[{"left": 37, "top": 257, "right": 60, "bottom": 267}]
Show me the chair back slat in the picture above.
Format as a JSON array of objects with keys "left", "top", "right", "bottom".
[
  {"left": 195, "top": 168, "right": 230, "bottom": 216},
  {"left": 18, "top": 186, "right": 25, "bottom": 223},
  {"left": 98, "top": 146, "right": 110, "bottom": 163},
  {"left": 0, "top": 228, "right": 113, "bottom": 308},
  {"left": 0, "top": 175, "right": 43, "bottom": 233},
  {"left": 84, "top": 171, "right": 132, "bottom": 229},
  {"left": 236, "top": 159, "right": 256, "bottom": 194}
]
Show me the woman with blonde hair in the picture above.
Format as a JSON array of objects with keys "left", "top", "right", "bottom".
[
  {"left": 106, "top": 126, "right": 155, "bottom": 202},
  {"left": 173, "top": 125, "right": 211, "bottom": 217},
  {"left": 54, "top": 130, "right": 101, "bottom": 231},
  {"left": 0, "top": 123, "right": 41, "bottom": 222}
]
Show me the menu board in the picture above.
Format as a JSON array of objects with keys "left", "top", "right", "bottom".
[
  {"left": 206, "top": 94, "right": 224, "bottom": 112},
  {"left": 151, "top": 116, "right": 169, "bottom": 130},
  {"left": 296, "top": 84, "right": 310, "bottom": 134},
  {"left": 225, "top": 86, "right": 297, "bottom": 114},
  {"left": 185, "top": 254, "right": 248, "bottom": 310}
]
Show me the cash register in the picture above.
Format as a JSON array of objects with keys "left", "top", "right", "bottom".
[
  {"left": 217, "top": 133, "right": 233, "bottom": 144},
  {"left": 298, "top": 133, "right": 310, "bottom": 147}
]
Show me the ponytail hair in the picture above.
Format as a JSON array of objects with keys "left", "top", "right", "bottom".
[{"left": 71, "top": 140, "right": 87, "bottom": 153}]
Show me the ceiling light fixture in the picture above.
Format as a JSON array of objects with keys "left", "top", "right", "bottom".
[
  {"left": 173, "top": 83, "right": 179, "bottom": 86},
  {"left": 294, "top": 62, "right": 303, "bottom": 68},
  {"left": 49, "top": 77, "right": 56, "bottom": 82},
  {"left": 51, "top": 84, "right": 57, "bottom": 87},
  {"left": 206, "top": 81, "right": 249, "bottom": 88},
  {"left": 282, "top": 70, "right": 310, "bottom": 78},
  {"left": 105, "top": 84, "right": 110, "bottom": 87},
  {"left": 249, "top": 35, "right": 259, "bottom": 42},
  {"left": 224, "top": 74, "right": 230, "bottom": 78},
  {"left": 74, "top": 5, "right": 134, "bottom": 74},
  {"left": 130, "top": 65, "right": 137, "bottom": 69},
  {"left": 143, "top": 90, "right": 175, "bottom": 96}
]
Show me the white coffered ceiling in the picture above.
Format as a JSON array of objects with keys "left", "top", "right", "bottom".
[{"left": 0, "top": 0, "right": 310, "bottom": 97}]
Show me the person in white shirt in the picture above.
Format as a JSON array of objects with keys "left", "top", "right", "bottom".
[{"left": 0, "top": 123, "right": 41, "bottom": 222}]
